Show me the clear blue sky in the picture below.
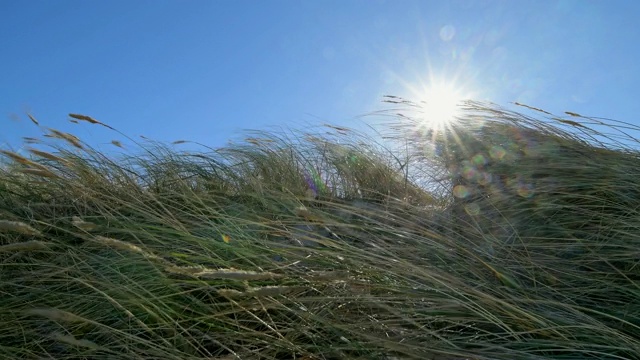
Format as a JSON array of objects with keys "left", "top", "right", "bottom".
[{"left": 2, "top": 0, "right": 639, "bottom": 152}]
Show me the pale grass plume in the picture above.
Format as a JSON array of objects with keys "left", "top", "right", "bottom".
[
  {"left": 68, "top": 113, "right": 100, "bottom": 124},
  {"left": 217, "top": 286, "right": 300, "bottom": 299},
  {"left": 244, "top": 137, "right": 277, "bottom": 146},
  {"left": 555, "top": 118, "right": 587, "bottom": 128},
  {"left": 215, "top": 288, "right": 244, "bottom": 298},
  {"left": 68, "top": 113, "right": 114, "bottom": 130},
  {"left": 197, "top": 268, "right": 283, "bottom": 280},
  {"left": 164, "top": 265, "right": 282, "bottom": 280},
  {"left": 162, "top": 265, "right": 208, "bottom": 276},
  {"left": 25, "top": 308, "right": 87, "bottom": 323},
  {"left": 71, "top": 216, "right": 97, "bottom": 231},
  {"left": 27, "top": 148, "right": 69, "bottom": 165},
  {"left": 0, "top": 240, "right": 48, "bottom": 252},
  {"left": 0, "top": 150, "right": 49, "bottom": 170},
  {"left": 305, "top": 270, "right": 350, "bottom": 281},
  {"left": 514, "top": 101, "right": 552, "bottom": 115},
  {"left": 0, "top": 220, "right": 42, "bottom": 236},
  {"left": 47, "top": 129, "right": 83, "bottom": 149},
  {"left": 94, "top": 235, "right": 162, "bottom": 261},
  {"left": 245, "top": 138, "right": 261, "bottom": 145},
  {"left": 18, "top": 168, "right": 59, "bottom": 178},
  {"left": 50, "top": 333, "right": 102, "bottom": 350}
]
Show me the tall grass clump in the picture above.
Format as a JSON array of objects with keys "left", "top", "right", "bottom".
[{"left": 0, "top": 99, "right": 638, "bottom": 359}]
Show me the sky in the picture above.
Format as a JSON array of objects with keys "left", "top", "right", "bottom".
[{"left": 1, "top": 0, "right": 639, "bottom": 153}]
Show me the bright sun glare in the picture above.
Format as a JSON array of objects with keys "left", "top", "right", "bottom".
[
  {"left": 396, "top": 71, "right": 476, "bottom": 140},
  {"left": 416, "top": 82, "right": 465, "bottom": 131}
]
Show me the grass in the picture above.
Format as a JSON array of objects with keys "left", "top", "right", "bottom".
[{"left": 0, "top": 98, "right": 638, "bottom": 359}]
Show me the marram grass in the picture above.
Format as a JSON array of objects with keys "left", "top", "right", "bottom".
[{"left": 0, "top": 98, "right": 638, "bottom": 359}]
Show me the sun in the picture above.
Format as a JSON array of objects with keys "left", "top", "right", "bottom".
[
  {"left": 395, "top": 71, "right": 474, "bottom": 136},
  {"left": 389, "top": 69, "right": 477, "bottom": 143},
  {"left": 415, "top": 82, "right": 465, "bottom": 131}
]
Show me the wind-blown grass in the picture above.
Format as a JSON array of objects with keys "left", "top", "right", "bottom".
[{"left": 0, "top": 99, "right": 638, "bottom": 359}]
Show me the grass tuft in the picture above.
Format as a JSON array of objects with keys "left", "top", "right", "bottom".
[{"left": 0, "top": 98, "right": 638, "bottom": 359}]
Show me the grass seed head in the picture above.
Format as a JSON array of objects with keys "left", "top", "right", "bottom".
[
  {"left": 94, "top": 235, "right": 161, "bottom": 261},
  {"left": 25, "top": 308, "right": 86, "bottom": 323},
  {"left": 68, "top": 113, "right": 99, "bottom": 124},
  {"left": 0, "top": 220, "right": 42, "bottom": 236},
  {"left": 47, "top": 129, "right": 84, "bottom": 149},
  {"left": 0, "top": 150, "right": 39, "bottom": 167},
  {"left": 50, "top": 333, "right": 101, "bottom": 350},
  {"left": 27, "top": 113, "right": 39, "bottom": 125},
  {"left": 27, "top": 148, "right": 68, "bottom": 164},
  {"left": 111, "top": 140, "right": 123, "bottom": 148},
  {"left": 71, "top": 216, "right": 97, "bottom": 231},
  {"left": 69, "top": 114, "right": 115, "bottom": 130},
  {"left": 0, "top": 240, "right": 48, "bottom": 252},
  {"left": 18, "top": 168, "right": 59, "bottom": 178}
]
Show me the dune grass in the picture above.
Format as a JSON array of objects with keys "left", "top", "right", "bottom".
[{"left": 0, "top": 99, "right": 638, "bottom": 359}]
